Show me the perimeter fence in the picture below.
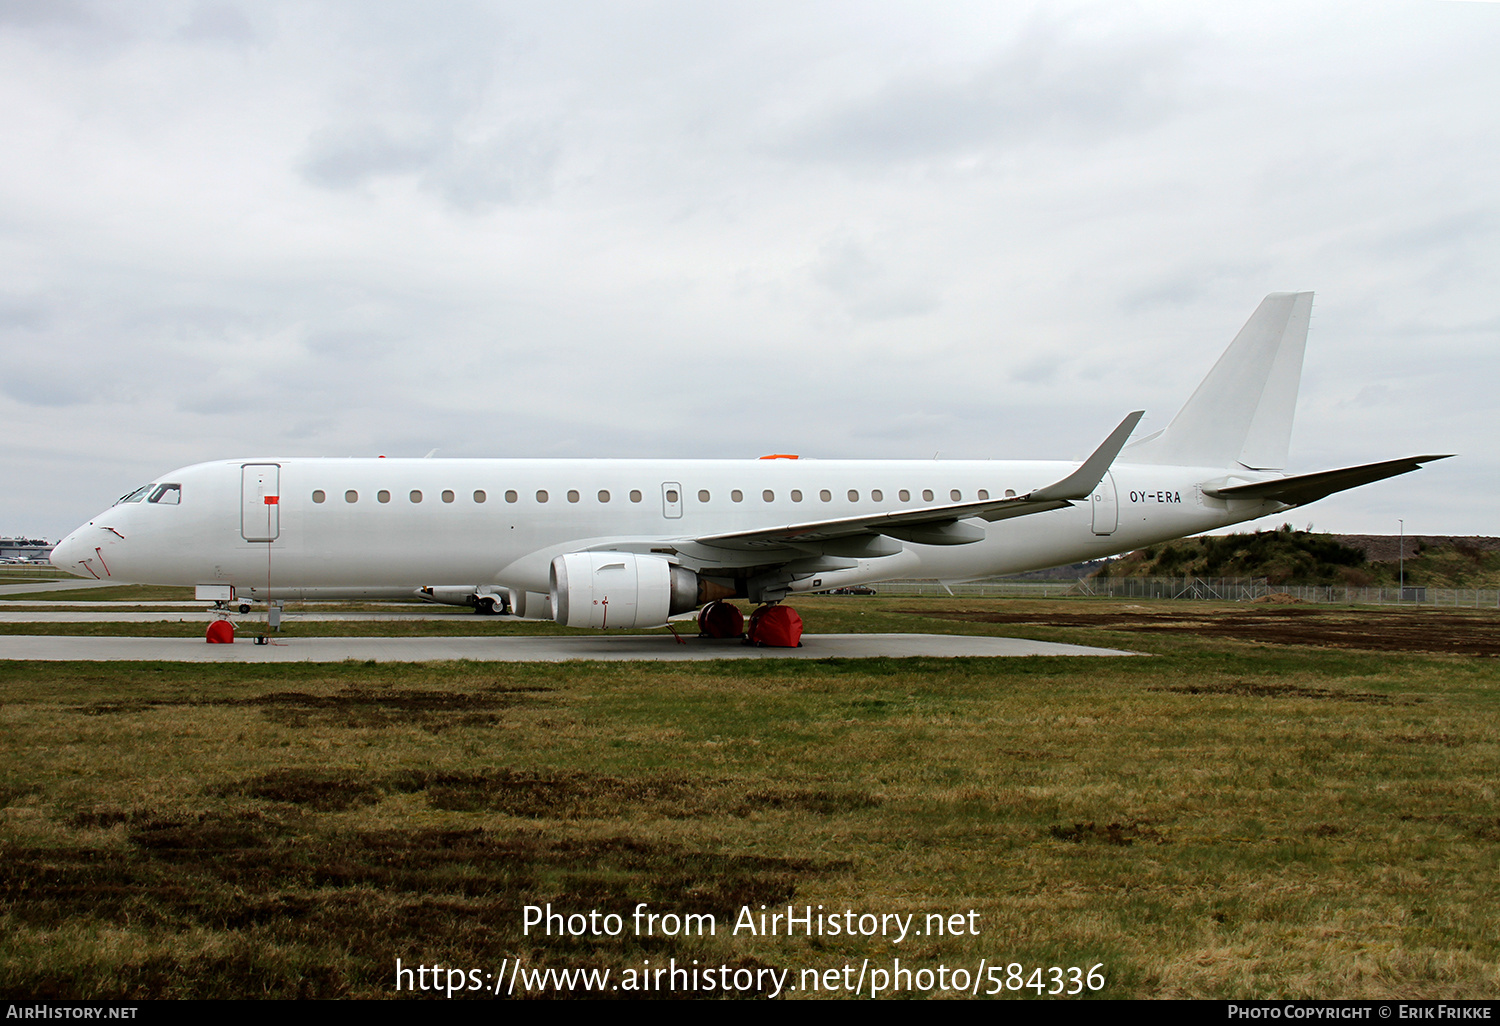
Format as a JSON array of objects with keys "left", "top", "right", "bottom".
[{"left": 872, "top": 577, "right": 1500, "bottom": 608}]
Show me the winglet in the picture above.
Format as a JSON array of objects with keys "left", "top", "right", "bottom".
[{"left": 1028, "top": 411, "right": 1145, "bottom": 502}]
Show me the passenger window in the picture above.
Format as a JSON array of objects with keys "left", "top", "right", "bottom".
[
  {"left": 871, "top": 489, "right": 883, "bottom": 501},
  {"left": 819, "top": 489, "right": 831, "bottom": 502},
  {"left": 978, "top": 489, "right": 989, "bottom": 500},
  {"left": 377, "top": 490, "right": 391, "bottom": 503},
  {"left": 148, "top": 484, "right": 181, "bottom": 505},
  {"left": 790, "top": 489, "right": 802, "bottom": 502},
  {"left": 505, "top": 490, "right": 518, "bottom": 503},
  {"left": 899, "top": 489, "right": 910, "bottom": 502},
  {"left": 630, "top": 490, "right": 642, "bottom": 503},
  {"left": 1005, "top": 489, "right": 1016, "bottom": 498},
  {"left": 312, "top": 490, "right": 326, "bottom": 504},
  {"left": 410, "top": 490, "right": 423, "bottom": 503},
  {"left": 598, "top": 490, "right": 610, "bottom": 503},
  {"left": 345, "top": 490, "right": 358, "bottom": 503},
  {"left": 762, "top": 490, "right": 774, "bottom": 502},
  {"left": 665, "top": 489, "right": 678, "bottom": 503},
  {"left": 951, "top": 489, "right": 962, "bottom": 501},
  {"left": 847, "top": 489, "right": 859, "bottom": 502},
  {"left": 443, "top": 490, "right": 455, "bottom": 503},
  {"left": 567, "top": 490, "right": 579, "bottom": 503},
  {"left": 922, "top": 489, "right": 934, "bottom": 502},
  {"left": 537, "top": 490, "right": 549, "bottom": 503},
  {"left": 698, "top": 489, "right": 710, "bottom": 502},
  {"left": 731, "top": 490, "right": 743, "bottom": 502},
  {"left": 474, "top": 490, "right": 487, "bottom": 503}
]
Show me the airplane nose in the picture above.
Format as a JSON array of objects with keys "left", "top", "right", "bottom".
[{"left": 50, "top": 529, "right": 90, "bottom": 577}]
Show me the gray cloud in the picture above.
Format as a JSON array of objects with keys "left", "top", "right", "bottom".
[
  {"left": 0, "top": 0, "right": 93, "bottom": 31},
  {"left": 177, "top": 3, "right": 256, "bottom": 46},
  {"left": 777, "top": 12, "right": 1183, "bottom": 166},
  {"left": 1, "top": 1, "right": 1496, "bottom": 538},
  {"left": 301, "top": 124, "right": 433, "bottom": 189}
]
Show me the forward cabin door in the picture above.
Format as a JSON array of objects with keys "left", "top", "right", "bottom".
[
  {"left": 1091, "top": 471, "right": 1118, "bottom": 536},
  {"left": 242, "top": 464, "right": 281, "bottom": 542}
]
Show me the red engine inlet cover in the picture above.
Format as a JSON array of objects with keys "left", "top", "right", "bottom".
[
  {"left": 747, "top": 605, "right": 803, "bottom": 648},
  {"left": 697, "top": 600, "right": 744, "bottom": 639}
]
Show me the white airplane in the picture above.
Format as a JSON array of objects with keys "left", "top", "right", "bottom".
[{"left": 52, "top": 293, "right": 1446, "bottom": 638}]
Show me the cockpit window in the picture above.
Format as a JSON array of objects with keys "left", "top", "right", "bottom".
[
  {"left": 148, "top": 483, "right": 181, "bottom": 505},
  {"left": 114, "top": 484, "right": 154, "bottom": 505}
]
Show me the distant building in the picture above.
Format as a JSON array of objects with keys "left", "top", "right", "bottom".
[{"left": 0, "top": 537, "right": 54, "bottom": 562}]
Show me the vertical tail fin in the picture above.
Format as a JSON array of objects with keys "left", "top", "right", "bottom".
[{"left": 1125, "top": 292, "right": 1313, "bottom": 470}]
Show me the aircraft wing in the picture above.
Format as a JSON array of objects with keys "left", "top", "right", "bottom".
[
  {"left": 1202, "top": 454, "right": 1452, "bottom": 507},
  {"left": 695, "top": 412, "right": 1144, "bottom": 551}
]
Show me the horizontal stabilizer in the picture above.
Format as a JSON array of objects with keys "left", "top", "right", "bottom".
[{"left": 1202, "top": 455, "right": 1452, "bottom": 507}]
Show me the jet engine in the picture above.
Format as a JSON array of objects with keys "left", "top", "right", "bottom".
[{"left": 550, "top": 552, "right": 725, "bottom": 629}]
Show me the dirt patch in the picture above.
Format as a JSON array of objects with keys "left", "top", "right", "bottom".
[
  {"left": 1050, "top": 820, "right": 1167, "bottom": 846},
  {"left": 1387, "top": 732, "right": 1467, "bottom": 747},
  {"left": 1160, "top": 680, "right": 1398, "bottom": 704},
  {"left": 899, "top": 606, "right": 1500, "bottom": 657},
  {"left": 75, "top": 686, "right": 551, "bottom": 731},
  {"left": 0, "top": 782, "right": 40, "bottom": 808},
  {"left": 217, "top": 767, "right": 879, "bottom": 820},
  {"left": 1, "top": 822, "right": 841, "bottom": 996},
  {"left": 218, "top": 769, "right": 386, "bottom": 811},
  {"left": 731, "top": 787, "right": 879, "bottom": 817}
]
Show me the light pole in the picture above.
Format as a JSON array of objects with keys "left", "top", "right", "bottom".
[{"left": 1398, "top": 518, "right": 1404, "bottom": 602}]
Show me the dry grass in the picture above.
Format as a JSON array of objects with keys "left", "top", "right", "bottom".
[{"left": 2, "top": 598, "right": 1498, "bottom": 999}]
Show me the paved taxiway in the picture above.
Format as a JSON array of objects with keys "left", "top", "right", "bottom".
[
  {"left": 0, "top": 579, "right": 131, "bottom": 597},
  {"left": 0, "top": 610, "right": 475, "bottom": 622},
  {"left": 0, "top": 597, "right": 1134, "bottom": 661},
  {"left": 0, "top": 633, "right": 1132, "bottom": 661}
]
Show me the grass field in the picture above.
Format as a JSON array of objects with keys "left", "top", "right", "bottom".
[{"left": 2, "top": 597, "right": 1497, "bottom": 999}]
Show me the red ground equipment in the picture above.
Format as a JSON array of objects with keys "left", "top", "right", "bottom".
[
  {"left": 697, "top": 600, "right": 744, "bottom": 639},
  {"left": 205, "top": 620, "right": 235, "bottom": 644},
  {"left": 747, "top": 604, "right": 803, "bottom": 647}
]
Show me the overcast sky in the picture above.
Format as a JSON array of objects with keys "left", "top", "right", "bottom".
[{"left": 3, "top": 0, "right": 1496, "bottom": 541}]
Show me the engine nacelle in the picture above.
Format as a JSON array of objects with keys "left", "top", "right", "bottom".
[
  {"left": 510, "top": 589, "right": 551, "bottom": 620},
  {"left": 550, "top": 552, "right": 702, "bottom": 629}
]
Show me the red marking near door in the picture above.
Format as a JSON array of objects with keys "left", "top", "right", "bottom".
[{"left": 264, "top": 496, "right": 279, "bottom": 505}]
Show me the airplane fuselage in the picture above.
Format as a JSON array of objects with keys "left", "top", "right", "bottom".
[{"left": 52, "top": 455, "right": 1278, "bottom": 603}]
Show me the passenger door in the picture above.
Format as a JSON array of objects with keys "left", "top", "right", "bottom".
[{"left": 242, "top": 464, "right": 281, "bottom": 541}]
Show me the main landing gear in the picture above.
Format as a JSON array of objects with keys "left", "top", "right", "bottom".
[{"left": 697, "top": 600, "right": 804, "bottom": 647}]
